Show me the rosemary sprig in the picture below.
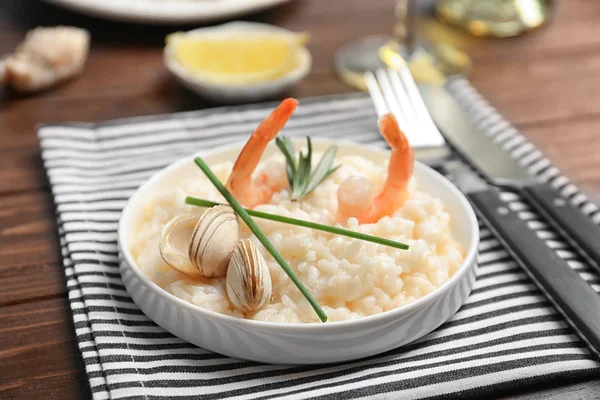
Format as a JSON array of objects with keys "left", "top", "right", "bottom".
[
  {"left": 186, "top": 196, "right": 410, "bottom": 251},
  {"left": 275, "top": 136, "right": 340, "bottom": 201},
  {"left": 193, "top": 157, "right": 328, "bottom": 323}
]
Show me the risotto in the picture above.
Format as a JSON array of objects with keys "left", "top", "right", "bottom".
[{"left": 130, "top": 152, "right": 465, "bottom": 323}]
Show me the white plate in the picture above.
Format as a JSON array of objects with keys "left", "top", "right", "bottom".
[
  {"left": 42, "top": 0, "right": 293, "bottom": 24},
  {"left": 118, "top": 138, "right": 479, "bottom": 364}
]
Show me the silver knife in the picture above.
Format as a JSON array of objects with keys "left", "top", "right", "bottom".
[
  {"left": 420, "top": 84, "right": 600, "bottom": 273},
  {"left": 443, "top": 159, "right": 600, "bottom": 355}
]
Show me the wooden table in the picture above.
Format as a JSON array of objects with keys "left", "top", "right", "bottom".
[{"left": 1, "top": 0, "right": 599, "bottom": 398}]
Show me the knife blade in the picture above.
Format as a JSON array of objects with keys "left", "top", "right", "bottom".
[{"left": 420, "top": 84, "right": 600, "bottom": 273}]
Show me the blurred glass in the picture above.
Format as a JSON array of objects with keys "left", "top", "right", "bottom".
[
  {"left": 436, "top": 0, "right": 553, "bottom": 38},
  {"left": 334, "top": 0, "right": 471, "bottom": 90}
]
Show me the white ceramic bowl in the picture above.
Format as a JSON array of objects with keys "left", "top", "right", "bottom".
[
  {"left": 164, "top": 22, "right": 312, "bottom": 103},
  {"left": 118, "top": 139, "right": 479, "bottom": 364}
]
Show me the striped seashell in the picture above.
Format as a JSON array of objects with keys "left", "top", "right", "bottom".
[
  {"left": 159, "top": 205, "right": 239, "bottom": 277},
  {"left": 226, "top": 238, "right": 272, "bottom": 313}
]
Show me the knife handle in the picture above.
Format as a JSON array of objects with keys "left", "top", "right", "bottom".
[
  {"left": 521, "top": 183, "right": 600, "bottom": 272},
  {"left": 468, "top": 188, "right": 600, "bottom": 354}
]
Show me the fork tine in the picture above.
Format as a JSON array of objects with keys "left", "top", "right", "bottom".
[
  {"left": 386, "top": 67, "right": 419, "bottom": 135},
  {"left": 366, "top": 64, "right": 445, "bottom": 148},
  {"left": 375, "top": 69, "right": 410, "bottom": 130},
  {"left": 395, "top": 65, "right": 441, "bottom": 139},
  {"left": 364, "top": 70, "right": 389, "bottom": 117}
]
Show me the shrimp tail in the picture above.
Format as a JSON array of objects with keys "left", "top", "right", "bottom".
[
  {"left": 225, "top": 98, "right": 298, "bottom": 208},
  {"left": 379, "top": 113, "right": 413, "bottom": 188},
  {"left": 378, "top": 114, "right": 410, "bottom": 152},
  {"left": 252, "top": 98, "right": 298, "bottom": 141}
]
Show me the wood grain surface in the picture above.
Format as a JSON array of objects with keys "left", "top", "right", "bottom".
[{"left": 1, "top": 0, "right": 599, "bottom": 398}]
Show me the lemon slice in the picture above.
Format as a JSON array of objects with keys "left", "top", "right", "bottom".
[{"left": 167, "top": 30, "right": 309, "bottom": 85}]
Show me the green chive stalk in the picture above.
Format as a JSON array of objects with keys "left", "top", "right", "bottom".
[{"left": 185, "top": 197, "right": 409, "bottom": 251}]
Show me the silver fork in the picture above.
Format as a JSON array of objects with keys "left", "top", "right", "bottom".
[
  {"left": 364, "top": 66, "right": 600, "bottom": 355},
  {"left": 365, "top": 68, "right": 451, "bottom": 167}
]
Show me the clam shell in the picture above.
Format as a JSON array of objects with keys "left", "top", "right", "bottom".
[
  {"left": 226, "top": 238, "right": 272, "bottom": 313},
  {"left": 188, "top": 205, "right": 239, "bottom": 277},
  {"left": 159, "top": 214, "right": 199, "bottom": 276}
]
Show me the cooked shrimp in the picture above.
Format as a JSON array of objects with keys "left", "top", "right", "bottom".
[
  {"left": 226, "top": 98, "right": 298, "bottom": 208},
  {"left": 337, "top": 113, "right": 414, "bottom": 224}
]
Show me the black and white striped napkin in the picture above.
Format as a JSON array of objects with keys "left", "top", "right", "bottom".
[{"left": 39, "top": 79, "right": 600, "bottom": 400}]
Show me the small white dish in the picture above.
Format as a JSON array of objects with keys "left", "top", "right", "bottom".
[
  {"left": 42, "top": 0, "right": 294, "bottom": 25},
  {"left": 164, "top": 22, "right": 312, "bottom": 103},
  {"left": 118, "top": 139, "right": 479, "bottom": 364}
]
